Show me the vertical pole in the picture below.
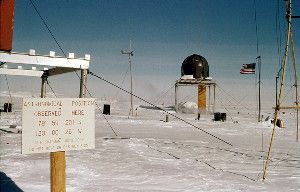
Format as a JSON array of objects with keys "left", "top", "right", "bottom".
[
  {"left": 263, "top": 0, "right": 292, "bottom": 181},
  {"left": 44, "top": 74, "right": 66, "bottom": 192},
  {"left": 41, "top": 74, "right": 47, "bottom": 98},
  {"left": 198, "top": 84, "right": 206, "bottom": 110},
  {"left": 213, "top": 84, "right": 216, "bottom": 113},
  {"left": 276, "top": 75, "right": 278, "bottom": 108},
  {"left": 121, "top": 41, "right": 134, "bottom": 116},
  {"left": 257, "top": 56, "right": 261, "bottom": 122},
  {"left": 208, "top": 85, "right": 211, "bottom": 112},
  {"left": 50, "top": 152, "right": 66, "bottom": 192},
  {"left": 79, "top": 69, "right": 88, "bottom": 98},
  {"left": 291, "top": 35, "right": 299, "bottom": 142},
  {"left": 175, "top": 83, "right": 178, "bottom": 112},
  {"left": 129, "top": 53, "right": 133, "bottom": 116}
]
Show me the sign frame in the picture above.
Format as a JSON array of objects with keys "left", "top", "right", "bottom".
[{"left": 21, "top": 97, "right": 95, "bottom": 154}]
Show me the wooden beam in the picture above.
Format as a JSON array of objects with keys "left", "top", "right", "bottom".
[
  {"left": 0, "top": 51, "right": 90, "bottom": 69},
  {"left": 272, "top": 106, "right": 300, "bottom": 109},
  {"left": 47, "top": 67, "right": 78, "bottom": 76},
  {"left": 0, "top": 68, "right": 43, "bottom": 77}
]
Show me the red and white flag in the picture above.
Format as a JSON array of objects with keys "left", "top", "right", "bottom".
[{"left": 240, "top": 63, "right": 256, "bottom": 74}]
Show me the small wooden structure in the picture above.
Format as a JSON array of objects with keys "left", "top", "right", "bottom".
[
  {"left": 0, "top": 49, "right": 90, "bottom": 192},
  {"left": 175, "top": 78, "right": 216, "bottom": 113}
]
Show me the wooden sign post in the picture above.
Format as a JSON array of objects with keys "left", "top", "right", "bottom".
[
  {"left": 49, "top": 69, "right": 88, "bottom": 192},
  {"left": 51, "top": 152, "right": 66, "bottom": 192},
  {"left": 40, "top": 75, "right": 66, "bottom": 192},
  {"left": 1, "top": 49, "right": 91, "bottom": 192}
]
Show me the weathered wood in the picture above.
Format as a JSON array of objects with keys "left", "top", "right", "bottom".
[
  {"left": 272, "top": 106, "right": 300, "bottom": 109},
  {"left": 50, "top": 152, "right": 66, "bottom": 192},
  {"left": 41, "top": 75, "right": 66, "bottom": 192},
  {"left": 0, "top": 51, "right": 90, "bottom": 69},
  {"left": 198, "top": 85, "right": 206, "bottom": 109}
]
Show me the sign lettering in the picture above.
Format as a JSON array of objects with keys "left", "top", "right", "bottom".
[{"left": 22, "top": 98, "right": 95, "bottom": 154}]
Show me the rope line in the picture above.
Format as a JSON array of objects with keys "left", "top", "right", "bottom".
[
  {"left": 85, "top": 85, "right": 118, "bottom": 137},
  {"left": 46, "top": 79, "right": 57, "bottom": 98},
  {"left": 29, "top": 0, "right": 117, "bottom": 137},
  {"left": 4, "top": 75, "right": 13, "bottom": 104},
  {"left": 29, "top": 0, "right": 67, "bottom": 57},
  {"left": 114, "top": 64, "right": 130, "bottom": 99},
  {"left": 141, "top": 140, "right": 256, "bottom": 182},
  {"left": 216, "top": 84, "right": 251, "bottom": 111},
  {"left": 88, "top": 71, "right": 233, "bottom": 147},
  {"left": 74, "top": 71, "right": 118, "bottom": 137},
  {"left": 4, "top": 75, "right": 18, "bottom": 124},
  {"left": 151, "top": 84, "right": 175, "bottom": 105},
  {"left": 214, "top": 91, "right": 235, "bottom": 123}
]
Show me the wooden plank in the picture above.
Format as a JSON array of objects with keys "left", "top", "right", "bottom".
[
  {"left": 47, "top": 67, "right": 78, "bottom": 76},
  {"left": 272, "top": 106, "right": 300, "bottom": 109},
  {"left": 0, "top": 68, "right": 43, "bottom": 77},
  {"left": 0, "top": 51, "right": 90, "bottom": 69}
]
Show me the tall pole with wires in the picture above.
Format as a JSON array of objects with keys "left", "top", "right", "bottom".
[
  {"left": 257, "top": 56, "right": 261, "bottom": 122},
  {"left": 263, "top": 0, "right": 299, "bottom": 180},
  {"left": 121, "top": 41, "right": 134, "bottom": 116},
  {"left": 290, "top": 2, "right": 299, "bottom": 142},
  {"left": 254, "top": 0, "right": 261, "bottom": 122}
]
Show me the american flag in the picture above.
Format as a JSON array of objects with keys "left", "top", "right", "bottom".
[{"left": 240, "top": 63, "right": 256, "bottom": 74}]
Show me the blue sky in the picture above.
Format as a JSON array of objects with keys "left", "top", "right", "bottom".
[{"left": 3, "top": 0, "right": 300, "bottom": 106}]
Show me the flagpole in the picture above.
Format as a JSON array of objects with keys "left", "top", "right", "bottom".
[{"left": 257, "top": 56, "right": 261, "bottom": 122}]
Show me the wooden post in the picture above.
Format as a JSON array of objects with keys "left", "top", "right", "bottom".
[
  {"left": 198, "top": 84, "right": 206, "bottom": 110},
  {"left": 41, "top": 74, "right": 47, "bottom": 98},
  {"left": 50, "top": 152, "right": 66, "bottom": 192},
  {"left": 208, "top": 85, "right": 211, "bottom": 112},
  {"left": 213, "top": 84, "right": 216, "bottom": 113},
  {"left": 79, "top": 69, "right": 87, "bottom": 98},
  {"left": 42, "top": 73, "right": 66, "bottom": 192}
]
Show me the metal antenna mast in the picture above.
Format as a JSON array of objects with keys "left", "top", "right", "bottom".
[
  {"left": 263, "top": 0, "right": 299, "bottom": 181},
  {"left": 121, "top": 40, "right": 134, "bottom": 116}
]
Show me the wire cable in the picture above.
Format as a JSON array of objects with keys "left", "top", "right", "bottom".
[
  {"left": 29, "top": 0, "right": 117, "bottom": 137},
  {"left": 214, "top": 91, "right": 235, "bottom": 123},
  {"left": 114, "top": 63, "right": 130, "bottom": 99},
  {"left": 4, "top": 75, "right": 18, "bottom": 124},
  {"left": 29, "top": 0, "right": 67, "bottom": 57},
  {"left": 151, "top": 84, "right": 175, "bottom": 106},
  {"left": 74, "top": 71, "right": 118, "bottom": 137},
  {"left": 4, "top": 75, "right": 13, "bottom": 104},
  {"left": 88, "top": 71, "right": 233, "bottom": 147},
  {"left": 46, "top": 79, "right": 58, "bottom": 98},
  {"left": 141, "top": 139, "right": 257, "bottom": 182},
  {"left": 85, "top": 83, "right": 118, "bottom": 137}
]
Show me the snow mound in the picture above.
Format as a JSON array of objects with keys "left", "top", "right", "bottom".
[{"left": 177, "top": 102, "right": 197, "bottom": 114}]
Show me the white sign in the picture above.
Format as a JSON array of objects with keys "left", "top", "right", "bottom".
[{"left": 22, "top": 98, "right": 95, "bottom": 154}]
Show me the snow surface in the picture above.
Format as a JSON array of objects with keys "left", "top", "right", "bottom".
[{"left": 1, "top": 99, "right": 300, "bottom": 191}]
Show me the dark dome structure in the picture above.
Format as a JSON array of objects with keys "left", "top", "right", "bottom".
[{"left": 181, "top": 54, "right": 209, "bottom": 79}]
